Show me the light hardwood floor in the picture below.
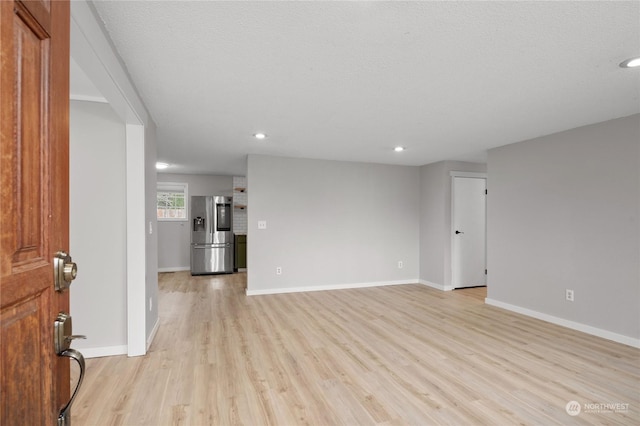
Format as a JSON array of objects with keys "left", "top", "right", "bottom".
[{"left": 72, "top": 272, "right": 640, "bottom": 425}]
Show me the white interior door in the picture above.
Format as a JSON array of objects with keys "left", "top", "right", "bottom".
[{"left": 452, "top": 176, "right": 486, "bottom": 288}]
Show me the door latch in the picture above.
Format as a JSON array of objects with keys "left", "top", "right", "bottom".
[
  {"left": 54, "top": 312, "right": 86, "bottom": 354},
  {"left": 54, "top": 251, "right": 77, "bottom": 292},
  {"left": 54, "top": 312, "right": 86, "bottom": 426}
]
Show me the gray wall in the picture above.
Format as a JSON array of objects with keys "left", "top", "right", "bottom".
[
  {"left": 144, "top": 122, "right": 158, "bottom": 341},
  {"left": 70, "top": 100, "right": 127, "bottom": 353},
  {"left": 247, "top": 155, "right": 420, "bottom": 293},
  {"left": 487, "top": 114, "right": 639, "bottom": 340},
  {"left": 419, "top": 161, "right": 486, "bottom": 288},
  {"left": 157, "top": 173, "right": 233, "bottom": 270}
]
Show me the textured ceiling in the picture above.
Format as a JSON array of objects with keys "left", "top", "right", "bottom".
[{"left": 90, "top": 0, "right": 640, "bottom": 175}]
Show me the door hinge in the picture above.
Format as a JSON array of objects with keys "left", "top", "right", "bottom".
[
  {"left": 485, "top": 189, "right": 487, "bottom": 195},
  {"left": 485, "top": 269, "right": 487, "bottom": 274}
]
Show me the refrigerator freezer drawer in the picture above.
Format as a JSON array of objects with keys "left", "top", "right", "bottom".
[{"left": 191, "top": 244, "right": 234, "bottom": 275}]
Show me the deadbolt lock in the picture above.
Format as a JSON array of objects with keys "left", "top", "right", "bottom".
[{"left": 54, "top": 251, "right": 78, "bottom": 292}]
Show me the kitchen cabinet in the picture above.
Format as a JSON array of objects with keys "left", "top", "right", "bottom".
[{"left": 235, "top": 234, "right": 247, "bottom": 270}]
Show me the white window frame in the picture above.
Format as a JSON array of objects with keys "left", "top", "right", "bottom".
[{"left": 157, "top": 182, "right": 189, "bottom": 222}]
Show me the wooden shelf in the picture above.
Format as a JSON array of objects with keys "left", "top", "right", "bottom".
[
  {"left": 234, "top": 204, "right": 247, "bottom": 210},
  {"left": 234, "top": 187, "right": 246, "bottom": 193}
]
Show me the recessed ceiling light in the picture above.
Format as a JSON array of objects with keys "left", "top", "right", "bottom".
[
  {"left": 156, "top": 162, "right": 169, "bottom": 170},
  {"left": 394, "top": 146, "right": 405, "bottom": 152},
  {"left": 619, "top": 56, "right": 640, "bottom": 68},
  {"left": 254, "top": 133, "right": 267, "bottom": 140}
]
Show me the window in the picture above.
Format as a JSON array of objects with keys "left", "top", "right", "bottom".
[{"left": 157, "top": 182, "right": 188, "bottom": 221}]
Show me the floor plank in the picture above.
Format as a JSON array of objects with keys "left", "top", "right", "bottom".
[{"left": 72, "top": 272, "right": 640, "bottom": 425}]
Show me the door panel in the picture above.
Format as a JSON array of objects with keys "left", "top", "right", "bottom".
[
  {"left": 1, "top": 295, "right": 51, "bottom": 425},
  {"left": 1, "top": 0, "right": 71, "bottom": 423},
  {"left": 452, "top": 177, "right": 487, "bottom": 288}
]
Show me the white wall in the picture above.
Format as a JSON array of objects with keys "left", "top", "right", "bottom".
[
  {"left": 247, "top": 155, "right": 420, "bottom": 294},
  {"left": 157, "top": 173, "right": 233, "bottom": 271},
  {"left": 419, "top": 161, "right": 486, "bottom": 289},
  {"left": 419, "top": 162, "right": 446, "bottom": 286},
  {"left": 71, "top": 0, "right": 160, "bottom": 356},
  {"left": 70, "top": 100, "right": 127, "bottom": 355},
  {"left": 486, "top": 114, "right": 640, "bottom": 345}
]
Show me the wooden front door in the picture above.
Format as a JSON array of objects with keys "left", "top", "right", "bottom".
[{"left": 1, "top": 0, "right": 72, "bottom": 424}]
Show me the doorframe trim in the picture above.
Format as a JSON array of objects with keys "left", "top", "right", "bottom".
[{"left": 450, "top": 171, "right": 487, "bottom": 289}]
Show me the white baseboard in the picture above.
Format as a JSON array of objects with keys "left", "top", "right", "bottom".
[
  {"left": 146, "top": 318, "right": 160, "bottom": 351},
  {"left": 158, "top": 266, "right": 190, "bottom": 273},
  {"left": 485, "top": 298, "right": 640, "bottom": 349},
  {"left": 418, "top": 279, "right": 454, "bottom": 291},
  {"left": 246, "top": 279, "right": 417, "bottom": 296},
  {"left": 74, "top": 320, "right": 160, "bottom": 360},
  {"left": 77, "top": 345, "right": 128, "bottom": 359}
]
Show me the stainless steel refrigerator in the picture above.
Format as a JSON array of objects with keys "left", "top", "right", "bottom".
[{"left": 190, "top": 195, "right": 234, "bottom": 275}]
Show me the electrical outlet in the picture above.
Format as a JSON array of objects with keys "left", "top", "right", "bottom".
[
  {"left": 276, "top": 266, "right": 282, "bottom": 275},
  {"left": 398, "top": 261, "right": 403, "bottom": 269},
  {"left": 566, "top": 289, "right": 574, "bottom": 302},
  {"left": 258, "top": 220, "right": 267, "bottom": 230}
]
